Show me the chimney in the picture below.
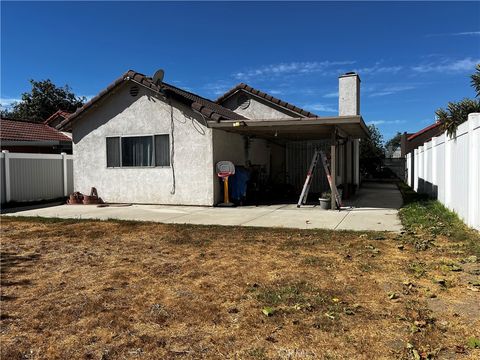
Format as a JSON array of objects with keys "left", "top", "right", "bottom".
[{"left": 338, "top": 72, "right": 360, "bottom": 116}]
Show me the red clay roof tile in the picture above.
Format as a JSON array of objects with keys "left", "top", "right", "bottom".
[
  {"left": 216, "top": 83, "right": 318, "bottom": 118},
  {"left": 407, "top": 122, "right": 442, "bottom": 141},
  {"left": 1, "top": 118, "right": 72, "bottom": 142},
  {"left": 60, "top": 70, "right": 246, "bottom": 130}
]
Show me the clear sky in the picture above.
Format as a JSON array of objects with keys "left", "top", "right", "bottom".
[{"left": 1, "top": 1, "right": 479, "bottom": 140}]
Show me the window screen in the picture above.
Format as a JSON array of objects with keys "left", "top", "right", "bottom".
[
  {"left": 106, "top": 137, "right": 120, "bottom": 167},
  {"left": 155, "top": 135, "right": 170, "bottom": 166},
  {"left": 121, "top": 136, "right": 154, "bottom": 167}
]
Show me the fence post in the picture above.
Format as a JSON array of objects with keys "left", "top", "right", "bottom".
[
  {"left": 413, "top": 148, "right": 418, "bottom": 191},
  {"left": 444, "top": 133, "right": 452, "bottom": 208},
  {"left": 432, "top": 137, "right": 438, "bottom": 199},
  {"left": 468, "top": 113, "right": 479, "bottom": 229},
  {"left": 2, "top": 150, "right": 11, "bottom": 203},
  {"left": 61, "top": 152, "right": 68, "bottom": 197}
]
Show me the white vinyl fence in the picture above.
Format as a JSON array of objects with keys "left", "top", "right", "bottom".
[
  {"left": 0, "top": 151, "right": 73, "bottom": 205},
  {"left": 406, "top": 113, "right": 480, "bottom": 230}
]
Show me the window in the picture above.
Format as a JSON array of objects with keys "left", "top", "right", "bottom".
[
  {"left": 155, "top": 135, "right": 170, "bottom": 166},
  {"left": 106, "top": 135, "right": 170, "bottom": 168},
  {"left": 121, "top": 136, "right": 153, "bottom": 167},
  {"left": 106, "top": 137, "right": 120, "bottom": 167}
]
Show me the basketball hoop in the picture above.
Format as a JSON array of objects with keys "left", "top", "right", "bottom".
[{"left": 216, "top": 161, "right": 235, "bottom": 207}]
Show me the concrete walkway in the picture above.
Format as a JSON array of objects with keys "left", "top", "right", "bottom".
[{"left": 3, "top": 182, "right": 403, "bottom": 232}]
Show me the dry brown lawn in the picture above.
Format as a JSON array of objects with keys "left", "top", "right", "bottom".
[{"left": 1, "top": 217, "right": 479, "bottom": 359}]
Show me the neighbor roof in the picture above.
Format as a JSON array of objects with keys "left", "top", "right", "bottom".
[
  {"left": 216, "top": 83, "right": 319, "bottom": 118},
  {"left": 0, "top": 118, "right": 72, "bottom": 142},
  {"left": 59, "top": 70, "right": 246, "bottom": 130},
  {"left": 407, "top": 122, "right": 442, "bottom": 141},
  {"left": 44, "top": 110, "right": 71, "bottom": 125}
]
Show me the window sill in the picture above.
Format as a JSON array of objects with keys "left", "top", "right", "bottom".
[{"left": 106, "top": 166, "right": 171, "bottom": 169}]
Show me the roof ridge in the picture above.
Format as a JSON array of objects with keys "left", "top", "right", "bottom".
[
  {"left": 215, "top": 83, "right": 319, "bottom": 118},
  {"left": 407, "top": 122, "right": 442, "bottom": 141},
  {"left": 59, "top": 69, "right": 246, "bottom": 130}
]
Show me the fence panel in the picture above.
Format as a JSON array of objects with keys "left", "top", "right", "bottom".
[
  {"left": 286, "top": 140, "right": 330, "bottom": 194},
  {"left": 407, "top": 113, "right": 479, "bottom": 230},
  {"left": 67, "top": 158, "right": 74, "bottom": 194},
  {"left": 0, "top": 156, "right": 5, "bottom": 203},
  {"left": 435, "top": 134, "right": 446, "bottom": 204},
  {"left": 1, "top": 152, "right": 74, "bottom": 204}
]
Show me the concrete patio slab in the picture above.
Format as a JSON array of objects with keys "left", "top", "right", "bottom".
[{"left": 3, "top": 182, "right": 404, "bottom": 232}]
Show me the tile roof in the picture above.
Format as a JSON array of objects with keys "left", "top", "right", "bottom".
[
  {"left": 44, "top": 110, "right": 71, "bottom": 125},
  {"left": 407, "top": 122, "right": 442, "bottom": 141},
  {"left": 1, "top": 118, "right": 72, "bottom": 142},
  {"left": 216, "top": 83, "right": 319, "bottom": 118},
  {"left": 59, "top": 70, "right": 246, "bottom": 130}
]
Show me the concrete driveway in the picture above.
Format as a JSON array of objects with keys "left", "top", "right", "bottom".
[{"left": 3, "top": 182, "right": 403, "bottom": 232}]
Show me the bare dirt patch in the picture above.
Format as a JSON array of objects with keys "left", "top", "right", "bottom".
[{"left": 1, "top": 217, "right": 479, "bottom": 359}]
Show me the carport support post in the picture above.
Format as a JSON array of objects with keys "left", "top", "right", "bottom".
[{"left": 331, "top": 129, "right": 337, "bottom": 210}]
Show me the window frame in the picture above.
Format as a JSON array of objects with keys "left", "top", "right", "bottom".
[{"left": 105, "top": 134, "right": 170, "bottom": 169}]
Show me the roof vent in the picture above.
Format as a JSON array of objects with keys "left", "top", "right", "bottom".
[
  {"left": 129, "top": 85, "right": 139, "bottom": 97},
  {"left": 237, "top": 94, "right": 250, "bottom": 109},
  {"left": 153, "top": 69, "right": 165, "bottom": 86}
]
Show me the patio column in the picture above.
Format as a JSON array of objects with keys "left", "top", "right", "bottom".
[{"left": 331, "top": 129, "right": 337, "bottom": 209}]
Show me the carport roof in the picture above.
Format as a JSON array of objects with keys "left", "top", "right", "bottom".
[{"left": 208, "top": 115, "right": 369, "bottom": 140}]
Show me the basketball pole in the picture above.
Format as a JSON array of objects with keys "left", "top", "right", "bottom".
[{"left": 223, "top": 176, "right": 230, "bottom": 204}]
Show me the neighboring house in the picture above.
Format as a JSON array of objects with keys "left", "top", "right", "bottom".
[
  {"left": 58, "top": 70, "right": 369, "bottom": 206},
  {"left": 385, "top": 145, "right": 402, "bottom": 159},
  {"left": 401, "top": 121, "right": 444, "bottom": 183},
  {"left": 400, "top": 121, "right": 443, "bottom": 157},
  {"left": 0, "top": 117, "right": 72, "bottom": 154},
  {"left": 44, "top": 110, "right": 72, "bottom": 131}
]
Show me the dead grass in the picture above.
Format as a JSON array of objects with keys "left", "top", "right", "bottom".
[{"left": 1, "top": 217, "right": 479, "bottom": 359}]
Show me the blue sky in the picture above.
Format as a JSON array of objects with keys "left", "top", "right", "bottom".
[{"left": 1, "top": 1, "right": 479, "bottom": 141}]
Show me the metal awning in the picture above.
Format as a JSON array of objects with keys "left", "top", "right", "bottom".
[{"left": 207, "top": 115, "right": 369, "bottom": 140}]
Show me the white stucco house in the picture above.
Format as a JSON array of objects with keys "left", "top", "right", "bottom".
[{"left": 59, "top": 70, "right": 369, "bottom": 207}]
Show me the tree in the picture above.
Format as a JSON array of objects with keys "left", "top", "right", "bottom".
[
  {"left": 472, "top": 64, "right": 480, "bottom": 97},
  {"left": 436, "top": 65, "right": 480, "bottom": 137},
  {"left": 360, "top": 124, "right": 385, "bottom": 177},
  {"left": 436, "top": 98, "right": 480, "bottom": 137},
  {"left": 385, "top": 132, "right": 402, "bottom": 152},
  {"left": 0, "top": 79, "right": 85, "bottom": 122}
]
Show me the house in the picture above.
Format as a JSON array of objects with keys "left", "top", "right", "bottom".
[
  {"left": 400, "top": 121, "right": 444, "bottom": 183},
  {"left": 44, "top": 110, "right": 72, "bottom": 131},
  {"left": 58, "top": 70, "right": 369, "bottom": 206},
  {"left": 400, "top": 121, "right": 443, "bottom": 157},
  {"left": 0, "top": 117, "right": 72, "bottom": 154}
]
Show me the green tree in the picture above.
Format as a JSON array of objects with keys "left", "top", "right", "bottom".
[
  {"left": 0, "top": 79, "right": 85, "bottom": 122},
  {"left": 471, "top": 64, "right": 480, "bottom": 97},
  {"left": 436, "top": 99, "right": 480, "bottom": 137},
  {"left": 436, "top": 65, "right": 480, "bottom": 137},
  {"left": 360, "top": 124, "right": 385, "bottom": 177},
  {"left": 385, "top": 132, "right": 402, "bottom": 152}
]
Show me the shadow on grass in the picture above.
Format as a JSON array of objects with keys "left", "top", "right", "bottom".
[
  {"left": 0, "top": 251, "right": 40, "bottom": 275},
  {"left": 397, "top": 182, "right": 480, "bottom": 257}
]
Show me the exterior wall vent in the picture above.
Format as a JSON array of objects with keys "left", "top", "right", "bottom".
[
  {"left": 237, "top": 94, "right": 250, "bottom": 109},
  {"left": 129, "top": 85, "right": 139, "bottom": 97}
]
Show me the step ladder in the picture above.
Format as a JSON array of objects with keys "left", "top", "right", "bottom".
[{"left": 297, "top": 150, "right": 342, "bottom": 209}]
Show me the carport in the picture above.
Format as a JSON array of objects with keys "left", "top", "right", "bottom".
[{"left": 208, "top": 115, "right": 370, "bottom": 209}]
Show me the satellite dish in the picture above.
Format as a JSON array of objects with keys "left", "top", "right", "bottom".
[{"left": 153, "top": 69, "right": 164, "bottom": 85}]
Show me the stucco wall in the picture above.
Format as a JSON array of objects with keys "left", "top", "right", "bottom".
[
  {"left": 339, "top": 74, "right": 360, "bottom": 116},
  {"left": 221, "top": 92, "right": 299, "bottom": 119},
  {"left": 72, "top": 84, "right": 215, "bottom": 205}
]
